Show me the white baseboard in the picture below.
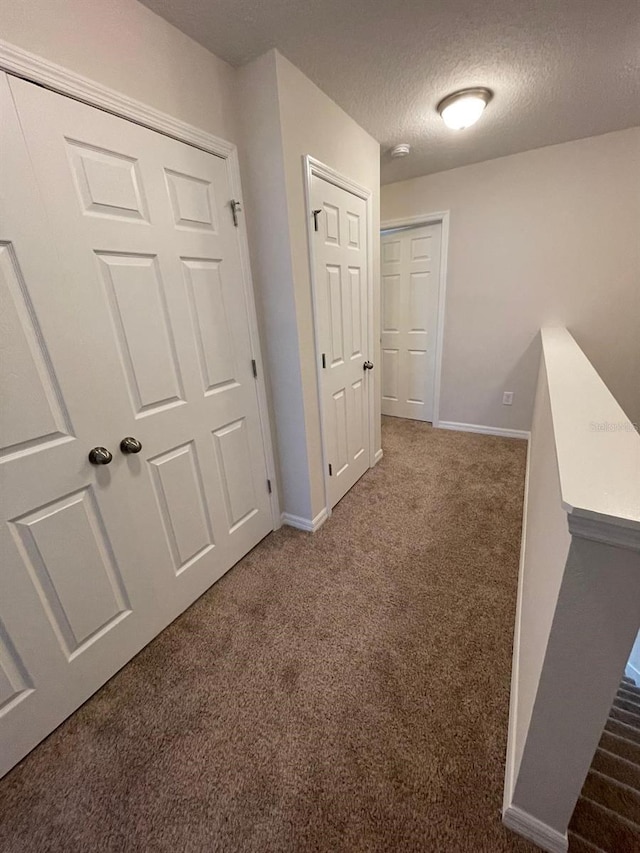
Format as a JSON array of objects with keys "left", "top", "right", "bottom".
[
  {"left": 373, "top": 448, "right": 383, "bottom": 464},
  {"left": 437, "top": 421, "right": 530, "bottom": 441},
  {"left": 503, "top": 435, "right": 531, "bottom": 811},
  {"left": 502, "top": 805, "right": 568, "bottom": 853},
  {"left": 281, "top": 507, "right": 329, "bottom": 533}
]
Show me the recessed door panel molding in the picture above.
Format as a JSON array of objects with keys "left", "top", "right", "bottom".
[
  {"left": 350, "top": 379, "right": 366, "bottom": 462},
  {"left": 182, "top": 258, "right": 238, "bottom": 396},
  {"left": 323, "top": 202, "right": 340, "bottom": 246},
  {"left": 0, "top": 625, "right": 34, "bottom": 718},
  {"left": 9, "top": 488, "right": 131, "bottom": 661},
  {"left": 346, "top": 212, "right": 361, "bottom": 249},
  {"left": 327, "top": 265, "right": 345, "bottom": 366},
  {"left": 409, "top": 271, "right": 430, "bottom": 332},
  {"left": 213, "top": 418, "right": 259, "bottom": 532},
  {"left": 382, "top": 239, "right": 400, "bottom": 264},
  {"left": 97, "top": 252, "right": 185, "bottom": 416},
  {"left": 309, "top": 164, "right": 372, "bottom": 510},
  {"left": 66, "top": 138, "right": 148, "bottom": 222},
  {"left": 411, "top": 235, "right": 432, "bottom": 260},
  {"left": 382, "top": 349, "right": 400, "bottom": 401},
  {"left": 408, "top": 350, "right": 428, "bottom": 403},
  {"left": 348, "top": 266, "right": 363, "bottom": 359},
  {"left": 165, "top": 168, "right": 217, "bottom": 232},
  {"left": 149, "top": 442, "right": 215, "bottom": 575},
  {"left": 382, "top": 274, "right": 401, "bottom": 332},
  {"left": 332, "top": 389, "right": 349, "bottom": 476},
  {"left": 381, "top": 223, "right": 442, "bottom": 421},
  {"left": 0, "top": 243, "right": 73, "bottom": 463}
]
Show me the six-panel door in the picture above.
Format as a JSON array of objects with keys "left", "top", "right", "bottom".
[
  {"left": 381, "top": 224, "right": 441, "bottom": 421},
  {"left": 0, "top": 74, "right": 273, "bottom": 776},
  {"left": 311, "top": 175, "right": 371, "bottom": 509}
]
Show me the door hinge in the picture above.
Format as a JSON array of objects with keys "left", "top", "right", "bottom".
[
  {"left": 230, "top": 199, "right": 242, "bottom": 227},
  {"left": 321, "top": 353, "right": 326, "bottom": 369},
  {"left": 267, "top": 479, "right": 272, "bottom": 494},
  {"left": 251, "top": 358, "right": 258, "bottom": 378},
  {"left": 328, "top": 463, "right": 333, "bottom": 476},
  {"left": 312, "top": 209, "right": 322, "bottom": 231}
]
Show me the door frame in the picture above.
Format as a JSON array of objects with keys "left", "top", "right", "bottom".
[
  {"left": 0, "top": 38, "right": 281, "bottom": 529},
  {"left": 303, "top": 155, "right": 375, "bottom": 519},
  {"left": 380, "top": 212, "right": 450, "bottom": 428}
]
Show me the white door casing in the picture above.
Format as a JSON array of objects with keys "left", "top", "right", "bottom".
[
  {"left": 381, "top": 224, "right": 442, "bottom": 422},
  {"left": 0, "top": 73, "right": 274, "bottom": 776},
  {"left": 308, "top": 168, "right": 372, "bottom": 510}
]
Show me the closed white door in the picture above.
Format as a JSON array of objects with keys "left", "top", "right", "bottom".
[
  {"left": 381, "top": 224, "right": 441, "bottom": 421},
  {"left": 310, "top": 175, "right": 371, "bottom": 509},
  {"left": 0, "top": 74, "right": 273, "bottom": 776}
]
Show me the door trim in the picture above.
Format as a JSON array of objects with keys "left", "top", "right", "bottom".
[
  {"left": 381, "top": 212, "right": 449, "bottom": 428},
  {"left": 0, "top": 38, "right": 281, "bottom": 529},
  {"left": 303, "top": 155, "right": 375, "bottom": 520}
]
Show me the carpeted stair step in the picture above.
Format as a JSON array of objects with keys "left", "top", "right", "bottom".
[
  {"left": 622, "top": 676, "right": 636, "bottom": 686},
  {"left": 599, "top": 730, "right": 640, "bottom": 765},
  {"left": 620, "top": 681, "right": 640, "bottom": 699},
  {"left": 605, "top": 717, "right": 640, "bottom": 745},
  {"left": 617, "top": 689, "right": 640, "bottom": 713},
  {"left": 569, "top": 797, "right": 640, "bottom": 851},
  {"left": 592, "top": 747, "right": 640, "bottom": 790},
  {"left": 581, "top": 769, "right": 640, "bottom": 824},
  {"left": 610, "top": 705, "right": 640, "bottom": 731},
  {"left": 567, "top": 831, "right": 605, "bottom": 852}
]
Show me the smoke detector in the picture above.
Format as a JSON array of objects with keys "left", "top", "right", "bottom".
[{"left": 390, "top": 143, "right": 411, "bottom": 158}]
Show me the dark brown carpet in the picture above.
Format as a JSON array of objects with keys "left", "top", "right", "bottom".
[{"left": 0, "top": 417, "right": 536, "bottom": 853}]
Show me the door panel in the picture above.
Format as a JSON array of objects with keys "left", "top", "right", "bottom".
[
  {"left": 0, "top": 73, "right": 273, "bottom": 777},
  {"left": 311, "top": 176, "right": 371, "bottom": 508},
  {"left": 0, "top": 244, "right": 73, "bottom": 461},
  {"left": 380, "top": 225, "right": 442, "bottom": 421}
]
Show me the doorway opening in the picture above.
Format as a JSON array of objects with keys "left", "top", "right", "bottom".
[{"left": 380, "top": 213, "right": 449, "bottom": 425}]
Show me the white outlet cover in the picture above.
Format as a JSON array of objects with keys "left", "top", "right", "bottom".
[{"left": 503, "top": 391, "right": 514, "bottom": 405}]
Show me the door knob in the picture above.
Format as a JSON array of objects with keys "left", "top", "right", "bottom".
[
  {"left": 88, "top": 447, "right": 113, "bottom": 465},
  {"left": 363, "top": 361, "right": 374, "bottom": 370},
  {"left": 120, "top": 436, "right": 142, "bottom": 454}
]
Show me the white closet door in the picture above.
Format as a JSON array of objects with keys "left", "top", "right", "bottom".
[
  {"left": 381, "top": 224, "right": 441, "bottom": 421},
  {"left": 311, "top": 175, "right": 371, "bottom": 509},
  {"left": 0, "top": 74, "right": 273, "bottom": 777},
  {"left": 0, "top": 72, "right": 167, "bottom": 778}
]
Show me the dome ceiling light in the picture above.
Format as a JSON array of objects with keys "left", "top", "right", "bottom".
[{"left": 437, "top": 88, "right": 493, "bottom": 130}]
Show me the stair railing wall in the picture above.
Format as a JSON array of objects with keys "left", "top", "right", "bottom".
[{"left": 502, "top": 327, "right": 640, "bottom": 853}]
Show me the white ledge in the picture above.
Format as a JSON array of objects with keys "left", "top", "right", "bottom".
[{"left": 542, "top": 327, "right": 640, "bottom": 550}]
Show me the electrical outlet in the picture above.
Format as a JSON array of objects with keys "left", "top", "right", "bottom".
[{"left": 503, "top": 391, "right": 514, "bottom": 406}]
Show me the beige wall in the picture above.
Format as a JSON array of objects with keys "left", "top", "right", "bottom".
[
  {"left": 381, "top": 128, "right": 640, "bottom": 430},
  {"left": 275, "top": 53, "right": 381, "bottom": 519},
  {"left": 238, "top": 50, "right": 381, "bottom": 523},
  {"left": 235, "top": 52, "right": 309, "bottom": 517},
  {"left": 0, "top": 0, "right": 238, "bottom": 142}
]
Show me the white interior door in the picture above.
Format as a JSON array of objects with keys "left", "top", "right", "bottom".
[
  {"left": 310, "top": 175, "right": 371, "bottom": 509},
  {"left": 0, "top": 74, "right": 273, "bottom": 776},
  {"left": 381, "top": 224, "right": 441, "bottom": 421}
]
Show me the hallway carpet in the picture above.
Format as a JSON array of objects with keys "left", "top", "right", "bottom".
[{"left": 0, "top": 418, "right": 536, "bottom": 853}]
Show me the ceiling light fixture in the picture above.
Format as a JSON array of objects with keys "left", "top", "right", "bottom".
[
  {"left": 437, "top": 88, "right": 493, "bottom": 130},
  {"left": 390, "top": 143, "right": 411, "bottom": 158}
]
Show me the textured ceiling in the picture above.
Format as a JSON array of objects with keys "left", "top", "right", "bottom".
[{"left": 140, "top": 0, "right": 640, "bottom": 183}]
